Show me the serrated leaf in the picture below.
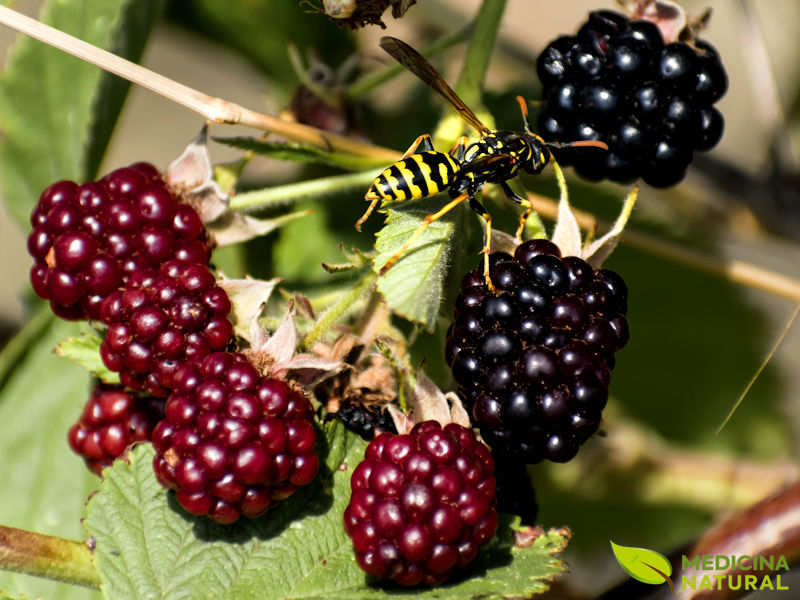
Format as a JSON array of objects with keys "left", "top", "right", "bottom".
[
  {"left": 86, "top": 422, "right": 567, "bottom": 599},
  {"left": 374, "top": 197, "right": 462, "bottom": 332},
  {"left": 213, "top": 137, "right": 385, "bottom": 171},
  {"left": 0, "top": 319, "right": 98, "bottom": 600},
  {"left": 0, "top": 0, "right": 162, "bottom": 229},
  {"left": 55, "top": 332, "right": 120, "bottom": 384},
  {"left": 610, "top": 540, "right": 672, "bottom": 586}
]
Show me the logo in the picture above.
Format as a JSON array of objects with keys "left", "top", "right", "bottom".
[
  {"left": 610, "top": 541, "right": 674, "bottom": 592},
  {"left": 610, "top": 541, "right": 791, "bottom": 595}
]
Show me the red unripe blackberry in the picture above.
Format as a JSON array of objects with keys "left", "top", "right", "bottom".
[
  {"left": 151, "top": 352, "right": 319, "bottom": 524},
  {"left": 536, "top": 10, "right": 727, "bottom": 187},
  {"left": 446, "top": 244, "right": 629, "bottom": 464},
  {"left": 344, "top": 421, "right": 498, "bottom": 586},
  {"left": 27, "top": 164, "right": 211, "bottom": 320},
  {"left": 98, "top": 260, "right": 233, "bottom": 397},
  {"left": 68, "top": 383, "right": 164, "bottom": 476}
]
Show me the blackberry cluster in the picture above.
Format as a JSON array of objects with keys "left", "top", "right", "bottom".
[
  {"left": 152, "top": 352, "right": 319, "bottom": 524},
  {"left": 28, "top": 163, "right": 211, "bottom": 320},
  {"left": 445, "top": 240, "right": 629, "bottom": 463},
  {"left": 98, "top": 260, "right": 234, "bottom": 397},
  {"left": 327, "top": 400, "right": 397, "bottom": 440},
  {"left": 68, "top": 383, "right": 164, "bottom": 476},
  {"left": 344, "top": 421, "right": 498, "bottom": 586},
  {"left": 536, "top": 10, "right": 728, "bottom": 187}
]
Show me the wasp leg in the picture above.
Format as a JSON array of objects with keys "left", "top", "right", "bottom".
[
  {"left": 379, "top": 193, "right": 469, "bottom": 276},
  {"left": 501, "top": 181, "right": 534, "bottom": 241},
  {"left": 401, "top": 134, "right": 435, "bottom": 158},
  {"left": 467, "top": 196, "right": 496, "bottom": 293},
  {"left": 448, "top": 136, "right": 469, "bottom": 162},
  {"left": 356, "top": 189, "right": 382, "bottom": 232}
]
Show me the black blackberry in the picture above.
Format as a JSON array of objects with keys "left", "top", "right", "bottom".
[
  {"left": 445, "top": 242, "right": 629, "bottom": 463},
  {"left": 326, "top": 400, "right": 397, "bottom": 440},
  {"left": 536, "top": 10, "right": 727, "bottom": 187}
]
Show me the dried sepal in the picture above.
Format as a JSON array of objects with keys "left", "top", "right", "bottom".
[
  {"left": 216, "top": 276, "right": 280, "bottom": 346},
  {"left": 166, "top": 125, "right": 229, "bottom": 223},
  {"left": 549, "top": 161, "right": 582, "bottom": 258},
  {"left": 581, "top": 186, "right": 639, "bottom": 268},
  {"left": 388, "top": 371, "right": 471, "bottom": 435},
  {"left": 207, "top": 210, "right": 312, "bottom": 246}
]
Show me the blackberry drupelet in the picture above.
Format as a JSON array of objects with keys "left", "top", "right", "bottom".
[
  {"left": 151, "top": 352, "right": 319, "bottom": 524},
  {"left": 536, "top": 10, "right": 727, "bottom": 187},
  {"left": 68, "top": 383, "right": 164, "bottom": 476},
  {"left": 98, "top": 260, "right": 234, "bottom": 397},
  {"left": 343, "top": 421, "right": 498, "bottom": 586},
  {"left": 446, "top": 241, "right": 629, "bottom": 463},
  {"left": 326, "top": 400, "right": 397, "bottom": 440},
  {"left": 28, "top": 163, "right": 211, "bottom": 320}
]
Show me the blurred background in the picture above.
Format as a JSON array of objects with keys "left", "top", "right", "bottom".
[{"left": 1, "top": 1, "right": 800, "bottom": 597}]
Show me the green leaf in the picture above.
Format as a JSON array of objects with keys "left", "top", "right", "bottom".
[
  {"left": 610, "top": 540, "right": 672, "bottom": 586},
  {"left": 374, "top": 198, "right": 464, "bottom": 332},
  {"left": 0, "top": 318, "right": 99, "bottom": 600},
  {"left": 0, "top": 0, "right": 162, "bottom": 229},
  {"left": 213, "top": 137, "right": 386, "bottom": 171},
  {"left": 86, "top": 422, "right": 567, "bottom": 599},
  {"left": 55, "top": 332, "right": 120, "bottom": 384}
]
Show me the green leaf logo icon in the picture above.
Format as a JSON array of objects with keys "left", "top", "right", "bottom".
[{"left": 610, "top": 541, "right": 673, "bottom": 588}]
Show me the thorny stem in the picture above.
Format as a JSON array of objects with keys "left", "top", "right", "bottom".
[
  {"left": 229, "top": 169, "right": 381, "bottom": 213},
  {"left": 346, "top": 25, "right": 473, "bottom": 100},
  {"left": 301, "top": 271, "right": 378, "bottom": 349},
  {"left": 528, "top": 192, "right": 800, "bottom": 303},
  {"left": 0, "top": 5, "right": 399, "bottom": 162},
  {"left": 0, "top": 525, "right": 100, "bottom": 589}
]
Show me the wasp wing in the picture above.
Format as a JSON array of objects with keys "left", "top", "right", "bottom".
[{"left": 380, "top": 36, "right": 491, "bottom": 135}]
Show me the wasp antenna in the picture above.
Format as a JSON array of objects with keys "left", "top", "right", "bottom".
[
  {"left": 548, "top": 140, "right": 609, "bottom": 151},
  {"left": 515, "top": 96, "right": 533, "bottom": 134}
]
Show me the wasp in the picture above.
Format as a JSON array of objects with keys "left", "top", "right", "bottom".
[{"left": 357, "top": 36, "right": 606, "bottom": 289}]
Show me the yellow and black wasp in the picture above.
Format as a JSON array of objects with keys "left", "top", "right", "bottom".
[{"left": 357, "top": 36, "right": 606, "bottom": 290}]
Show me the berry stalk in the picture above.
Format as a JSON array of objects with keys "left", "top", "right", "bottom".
[
  {"left": 0, "top": 5, "right": 399, "bottom": 162},
  {"left": 527, "top": 191, "right": 800, "bottom": 303},
  {"left": 0, "top": 525, "right": 100, "bottom": 589}
]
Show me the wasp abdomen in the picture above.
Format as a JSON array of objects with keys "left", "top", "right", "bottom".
[{"left": 368, "top": 151, "right": 460, "bottom": 203}]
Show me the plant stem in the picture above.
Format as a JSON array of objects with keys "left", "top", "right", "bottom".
[
  {"left": 528, "top": 191, "right": 800, "bottom": 303},
  {"left": 347, "top": 25, "right": 472, "bottom": 100},
  {"left": 302, "top": 271, "right": 377, "bottom": 349},
  {"left": 454, "top": 0, "right": 507, "bottom": 108},
  {"left": 0, "top": 525, "right": 100, "bottom": 589},
  {"left": 0, "top": 5, "right": 399, "bottom": 162},
  {"left": 0, "top": 304, "right": 53, "bottom": 390},
  {"left": 230, "top": 169, "right": 381, "bottom": 213}
]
